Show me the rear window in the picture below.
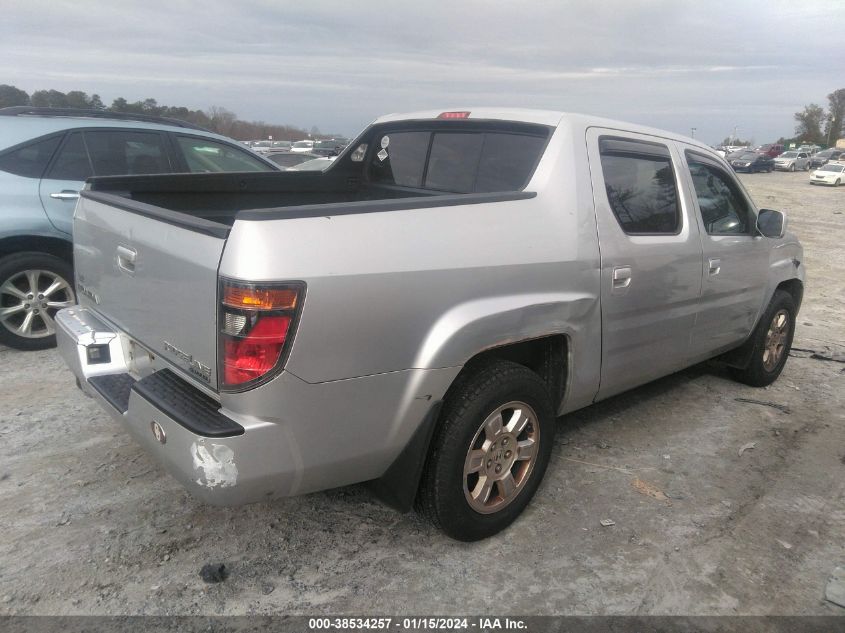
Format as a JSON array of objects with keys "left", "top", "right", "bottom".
[
  {"left": 599, "top": 137, "right": 680, "bottom": 235},
  {"left": 369, "top": 129, "right": 547, "bottom": 193},
  {"left": 0, "top": 135, "right": 62, "bottom": 178}
]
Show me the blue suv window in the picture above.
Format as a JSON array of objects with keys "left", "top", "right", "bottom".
[
  {"left": 47, "top": 132, "right": 92, "bottom": 181},
  {"left": 0, "top": 135, "right": 62, "bottom": 178}
]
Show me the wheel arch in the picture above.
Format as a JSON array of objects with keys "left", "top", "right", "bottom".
[
  {"left": 0, "top": 234, "right": 73, "bottom": 264},
  {"left": 369, "top": 334, "right": 569, "bottom": 513}
]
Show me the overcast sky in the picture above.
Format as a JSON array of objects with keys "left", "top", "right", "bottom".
[{"left": 2, "top": 0, "right": 842, "bottom": 144}]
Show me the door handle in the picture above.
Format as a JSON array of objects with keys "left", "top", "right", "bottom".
[
  {"left": 50, "top": 190, "right": 79, "bottom": 201},
  {"left": 708, "top": 258, "right": 721, "bottom": 276},
  {"left": 612, "top": 266, "right": 632, "bottom": 292},
  {"left": 116, "top": 245, "right": 137, "bottom": 274}
]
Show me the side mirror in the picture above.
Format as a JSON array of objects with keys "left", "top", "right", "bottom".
[{"left": 757, "top": 208, "right": 787, "bottom": 239}]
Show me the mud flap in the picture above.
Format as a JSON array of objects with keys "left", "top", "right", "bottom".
[{"left": 367, "top": 401, "right": 442, "bottom": 513}]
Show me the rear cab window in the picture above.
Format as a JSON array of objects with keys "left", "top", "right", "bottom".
[{"left": 366, "top": 121, "right": 550, "bottom": 193}]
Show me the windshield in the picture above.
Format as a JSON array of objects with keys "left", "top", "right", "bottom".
[
  {"left": 780, "top": 152, "right": 797, "bottom": 158},
  {"left": 292, "top": 141, "right": 313, "bottom": 149},
  {"left": 820, "top": 164, "right": 844, "bottom": 172},
  {"left": 738, "top": 152, "right": 758, "bottom": 160}
]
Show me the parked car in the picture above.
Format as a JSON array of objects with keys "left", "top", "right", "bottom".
[
  {"left": 265, "top": 151, "right": 320, "bottom": 168},
  {"left": 796, "top": 144, "right": 821, "bottom": 155},
  {"left": 0, "top": 106, "right": 278, "bottom": 350},
  {"left": 249, "top": 140, "right": 273, "bottom": 154},
  {"left": 271, "top": 141, "right": 292, "bottom": 151},
  {"left": 810, "top": 162, "right": 845, "bottom": 186},
  {"left": 290, "top": 139, "right": 315, "bottom": 153},
  {"left": 55, "top": 108, "right": 803, "bottom": 541},
  {"left": 756, "top": 143, "right": 784, "bottom": 158},
  {"left": 773, "top": 151, "right": 810, "bottom": 171},
  {"left": 809, "top": 148, "right": 845, "bottom": 169},
  {"left": 729, "top": 150, "right": 774, "bottom": 173}
]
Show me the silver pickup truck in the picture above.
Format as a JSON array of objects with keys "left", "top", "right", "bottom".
[{"left": 56, "top": 108, "right": 804, "bottom": 541}]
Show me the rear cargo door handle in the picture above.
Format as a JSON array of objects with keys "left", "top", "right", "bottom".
[
  {"left": 116, "top": 245, "right": 137, "bottom": 274},
  {"left": 708, "top": 258, "right": 721, "bottom": 276},
  {"left": 611, "top": 266, "right": 632, "bottom": 294},
  {"left": 50, "top": 190, "right": 79, "bottom": 201}
]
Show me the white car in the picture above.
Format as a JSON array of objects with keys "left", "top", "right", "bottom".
[
  {"left": 810, "top": 162, "right": 845, "bottom": 186},
  {"left": 774, "top": 151, "right": 810, "bottom": 171},
  {"left": 287, "top": 156, "right": 336, "bottom": 171},
  {"left": 290, "top": 139, "right": 315, "bottom": 153}
]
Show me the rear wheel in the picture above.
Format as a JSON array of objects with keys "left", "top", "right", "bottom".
[
  {"left": 417, "top": 360, "right": 556, "bottom": 541},
  {"left": 730, "top": 290, "right": 796, "bottom": 387},
  {"left": 0, "top": 252, "right": 75, "bottom": 351}
]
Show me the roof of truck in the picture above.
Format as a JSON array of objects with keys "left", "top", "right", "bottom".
[{"left": 374, "top": 108, "right": 715, "bottom": 154}]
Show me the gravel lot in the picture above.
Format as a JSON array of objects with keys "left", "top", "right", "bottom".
[{"left": 0, "top": 171, "right": 843, "bottom": 616}]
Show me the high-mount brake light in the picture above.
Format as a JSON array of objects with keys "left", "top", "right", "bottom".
[
  {"left": 219, "top": 280, "right": 304, "bottom": 391},
  {"left": 438, "top": 111, "right": 471, "bottom": 119}
]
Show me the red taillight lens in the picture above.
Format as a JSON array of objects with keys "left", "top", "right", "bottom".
[{"left": 219, "top": 280, "right": 304, "bottom": 391}]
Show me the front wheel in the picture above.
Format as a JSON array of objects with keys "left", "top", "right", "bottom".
[
  {"left": 789, "top": 163, "right": 795, "bottom": 172},
  {"left": 730, "top": 290, "right": 796, "bottom": 387},
  {"left": 417, "top": 360, "right": 556, "bottom": 541},
  {"left": 836, "top": 179, "right": 842, "bottom": 187},
  {"left": 0, "top": 252, "right": 76, "bottom": 350}
]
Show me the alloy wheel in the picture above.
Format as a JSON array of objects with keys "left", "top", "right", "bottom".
[
  {"left": 0, "top": 269, "right": 75, "bottom": 339},
  {"left": 463, "top": 401, "right": 540, "bottom": 514},
  {"left": 762, "top": 309, "right": 790, "bottom": 372}
]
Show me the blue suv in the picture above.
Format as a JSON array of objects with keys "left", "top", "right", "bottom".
[{"left": 0, "top": 107, "right": 278, "bottom": 350}]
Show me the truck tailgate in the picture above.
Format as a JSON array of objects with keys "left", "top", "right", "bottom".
[{"left": 73, "top": 192, "right": 226, "bottom": 390}]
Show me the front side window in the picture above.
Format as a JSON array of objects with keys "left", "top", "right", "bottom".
[
  {"left": 84, "top": 130, "right": 170, "bottom": 176},
  {"left": 0, "top": 135, "right": 62, "bottom": 178},
  {"left": 176, "top": 136, "right": 275, "bottom": 172},
  {"left": 599, "top": 138, "right": 680, "bottom": 234},
  {"left": 686, "top": 156, "right": 752, "bottom": 235}
]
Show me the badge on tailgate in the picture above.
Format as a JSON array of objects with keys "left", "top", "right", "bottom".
[{"left": 163, "top": 340, "right": 212, "bottom": 383}]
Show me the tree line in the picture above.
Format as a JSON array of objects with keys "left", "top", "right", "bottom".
[
  {"left": 0, "top": 84, "right": 334, "bottom": 142},
  {"left": 784, "top": 88, "right": 844, "bottom": 147}
]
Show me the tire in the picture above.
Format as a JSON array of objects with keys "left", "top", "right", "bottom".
[
  {"left": 789, "top": 163, "right": 795, "bottom": 172},
  {"left": 836, "top": 179, "right": 842, "bottom": 187},
  {"left": 416, "top": 360, "right": 556, "bottom": 541},
  {"left": 730, "top": 290, "right": 796, "bottom": 388},
  {"left": 0, "top": 252, "right": 75, "bottom": 351}
]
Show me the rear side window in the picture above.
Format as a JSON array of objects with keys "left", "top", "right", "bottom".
[
  {"left": 46, "top": 132, "right": 92, "bottom": 181},
  {"left": 176, "top": 136, "right": 275, "bottom": 173},
  {"left": 599, "top": 137, "right": 680, "bottom": 234},
  {"left": 0, "top": 135, "right": 62, "bottom": 178},
  {"left": 369, "top": 130, "right": 547, "bottom": 193},
  {"left": 85, "top": 130, "right": 170, "bottom": 176}
]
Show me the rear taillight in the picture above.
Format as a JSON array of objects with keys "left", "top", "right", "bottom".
[{"left": 219, "top": 279, "right": 305, "bottom": 391}]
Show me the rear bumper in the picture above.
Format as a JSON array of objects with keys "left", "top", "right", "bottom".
[{"left": 56, "top": 307, "right": 460, "bottom": 506}]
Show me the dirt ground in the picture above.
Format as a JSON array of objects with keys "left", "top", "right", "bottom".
[{"left": 0, "top": 171, "right": 843, "bottom": 616}]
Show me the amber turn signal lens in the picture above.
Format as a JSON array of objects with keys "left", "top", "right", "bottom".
[{"left": 223, "top": 286, "right": 298, "bottom": 310}]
